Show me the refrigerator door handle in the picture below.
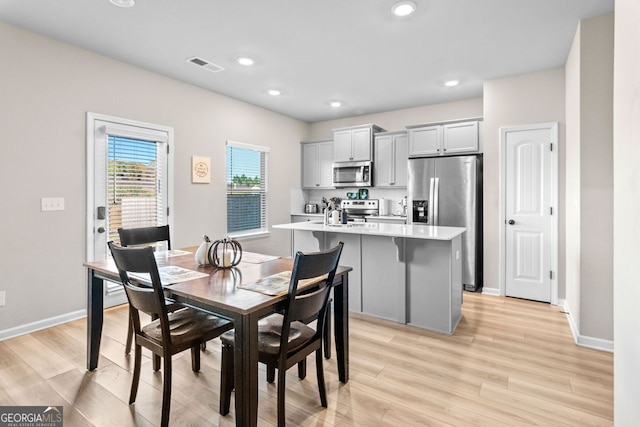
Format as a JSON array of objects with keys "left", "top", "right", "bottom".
[
  {"left": 428, "top": 177, "right": 435, "bottom": 224},
  {"left": 433, "top": 177, "right": 440, "bottom": 225}
]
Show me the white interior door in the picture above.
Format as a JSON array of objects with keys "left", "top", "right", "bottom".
[{"left": 503, "top": 124, "right": 556, "bottom": 302}]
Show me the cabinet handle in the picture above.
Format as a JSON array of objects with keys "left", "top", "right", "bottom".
[
  {"left": 443, "top": 148, "right": 447, "bottom": 152},
  {"left": 315, "top": 184, "right": 320, "bottom": 187}
]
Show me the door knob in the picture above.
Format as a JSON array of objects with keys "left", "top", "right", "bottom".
[
  {"left": 97, "top": 226, "right": 106, "bottom": 233},
  {"left": 508, "top": 220, "right": 515, "bottom": 225}
]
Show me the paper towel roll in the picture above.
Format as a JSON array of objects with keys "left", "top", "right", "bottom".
[{"left": 379, "top": 198, "right": 388, "bottom": 216}]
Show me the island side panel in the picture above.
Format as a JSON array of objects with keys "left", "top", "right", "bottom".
[
  {"left": 406, "top": 236, "right": 462, "bottom": 334},
  {"left": 292, "top": 229, "right": 323, "bottom": 256},
  {"left": 361, "top": 234, "right": 406, "bottom": 323},
  {"left": 324, "top": 232, "right": 362, "bottom": 313}
]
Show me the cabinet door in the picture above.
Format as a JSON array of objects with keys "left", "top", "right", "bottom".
[
  {"left": 352, "top": 127, "right": 372, "bottom": 161},
  {"left": 317, "top": 141, "right": 334, "bottom": 187},
  {"left": 443, "top": 121, "right": 479, "bottom": 154},
  {"left": 301, "top": 143, "right": 319, "bottom": 188},
  {"left": 393, "top": 133, "right": 408, "bottom": 187},
  {"left": 409, "top": 126, "right": 442, "bottom": 156},
  {"left": 374, "top": 135, "right": 393, "bottom": 186},
  {"left": 333, "top": 130, "right": 353, "bottom": 162}
]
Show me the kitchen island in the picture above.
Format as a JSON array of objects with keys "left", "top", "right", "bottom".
[{"left": 273, "top": 221, "right": 465, "bottom": 334}]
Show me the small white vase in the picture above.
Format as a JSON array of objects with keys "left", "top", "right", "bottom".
[{"left": 195, "top": 235, "right": 212, "bottom": 266}]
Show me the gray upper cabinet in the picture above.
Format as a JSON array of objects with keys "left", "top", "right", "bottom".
[
  {"left": 374, "top": 131, "right": 408, "bottom": 187},
  {"left": 408, "top": 119, "right": 481, "bottom": 157},
  {"left": 333, "top": 124, "right": 384, "bottom": 162},
  {"left": 301, "top": 139, "right": 334, "bottom": 189}
]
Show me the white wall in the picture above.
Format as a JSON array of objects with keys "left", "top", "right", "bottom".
[
  {"left": 613, "top": 0, "right": 640, "bottom": 423},
  {"left": 482, "top": 68, "right": 566, "bottom": 294},
  {"left": 564, "top": 13, "right": 614, "bottom": 343},
  {"left": 307, "top": 98, "right": 483, "bottom": 140},
  {"left": 0, "top": 22, "right": 308, "bottom": 333}
]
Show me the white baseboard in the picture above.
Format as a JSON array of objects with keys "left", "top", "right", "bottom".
[
  {"left": 560, "top": 300, "right": 613, "bottom": 353},
  {"left": 0, "top": 309, "right": 87, "bottom": 342},
  {"left": 480, "top": 286, "right": 501, "bottom": 296}
]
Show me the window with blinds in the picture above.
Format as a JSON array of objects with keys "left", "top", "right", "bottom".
[
  {"left": 226, "top": 141, "right": 269, "bottom": 236},
  {"left": 107, "top": 135, "right": 165, "bottom": 245}
]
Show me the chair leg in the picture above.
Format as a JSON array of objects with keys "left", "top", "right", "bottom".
[
  {"left": 191, "top": 346, "right": 201, "bottom": 372},
  {"left": 153, "top": 355, "right": 161, "bottom": 372},
  {"left": 277, "top": 365, "right": 287, "bottom": 427},
  {"left": 267, "top": 364, "right": 275, "bottom": 383},
  {"left": 125, "top": 317, "right": 133, "bottom": 355},
  {"left": 219, "top": 343, "right": 234, "bottom": 415},
  {"left": 324, "top": 301, "right": 332, "bottom": 359},
  {"left": 298, "top": 358, "right": 307, "bottom": 379},
  {"left": 315, "top": 348, "right": 328, "bottom": 408},
  {"left": 201, "top": 341, "right": 207, "bottom": 351},
  {"left": 161, "top": 354, "right": 172, "bottom": 427},
  {"left": 129, "top": 344, "right": 142, "bottom": 404}
]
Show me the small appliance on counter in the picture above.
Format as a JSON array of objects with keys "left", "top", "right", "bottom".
[
  {"left": 358, "top": 188, "right": 369, "bottom": 199},
  {"left": 304, "top": 203, "right": 318, "bottom": 213}
]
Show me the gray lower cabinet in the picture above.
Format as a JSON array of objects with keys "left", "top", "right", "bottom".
[
  {"left": 406, "top": 236, "right": 462, "bottom": 334},
  {"left": 361, "top": 235, "right": 405, "bottom": 322}
]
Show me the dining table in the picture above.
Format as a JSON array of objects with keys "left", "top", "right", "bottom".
[{"left": 83, "top": 249, "right": 351, "bottom": 427}]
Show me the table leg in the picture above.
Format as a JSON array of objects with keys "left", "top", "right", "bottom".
[
  {"left": 233, "top": 312, "right": 259, "bottom": 426},
  {"left": 87, "top": 269, "right": 104, "bottom": 371},
  {"left": 334, "top": 274, "right": 349, "bottom": 383}
]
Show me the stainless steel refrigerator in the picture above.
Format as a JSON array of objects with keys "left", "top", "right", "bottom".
[{"left": 408, "top": 155, "right": 483, "bottom": 291}]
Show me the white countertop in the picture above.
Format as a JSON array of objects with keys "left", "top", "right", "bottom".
[{"left": 273, "top": 221, "right": 465, "bottom": 241}]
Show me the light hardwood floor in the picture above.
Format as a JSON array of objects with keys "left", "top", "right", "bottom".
[{"left": 0, "top": 292, "right": 612, "bottom": 426}]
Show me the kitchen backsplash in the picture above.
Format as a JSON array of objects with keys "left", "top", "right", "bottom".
[{"left": 293, "top": 188, "right": 408, "bottom": 216}]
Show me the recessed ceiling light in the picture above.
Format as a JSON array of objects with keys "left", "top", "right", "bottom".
[
  {"left": 330, "top": 101, "right": 342, "bottom": 108},
  {"left": 444, "top": 80, "right": 460, "bottom": 87},
  {"left": 237, "top": 57, "right": 256, "bottom": 66},
  {"left": 391, "top": 1, "right": 417, "bottom": 17},
  {"left": 109, "top": 0, "right": 135, "bottom": 7},
  {"left": 268, "top": 89, "right": 281, "bottom": 96}
]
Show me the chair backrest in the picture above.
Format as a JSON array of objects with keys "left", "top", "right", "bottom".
[
  {"left": 280, "top": 242, "right": 343, "bottom": 353},
  {"left": 108, "top": 241, "right": 172, "bottom": 340},
  {"left": 118, "top": 225, "right": 171, "bottom": 250}
]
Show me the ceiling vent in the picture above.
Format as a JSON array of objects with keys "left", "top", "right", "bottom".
[{"left": 187, "top": 57, "right": 225, "bottom": 73}]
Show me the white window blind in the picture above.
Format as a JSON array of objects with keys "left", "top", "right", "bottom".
[
  {"left": 107, "top": 135, "right": 165, "bottom": 245},
  {"left": 226, "top": 141, "right": 269, "bottom": 236}
]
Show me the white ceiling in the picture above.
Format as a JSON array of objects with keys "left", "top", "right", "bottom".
[{"left": 0, "top": 0, "right": 613, "bottom": 123}]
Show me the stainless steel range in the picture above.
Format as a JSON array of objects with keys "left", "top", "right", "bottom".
[{"left": 340, "top": 199, "right": 379, "bottom": 222}]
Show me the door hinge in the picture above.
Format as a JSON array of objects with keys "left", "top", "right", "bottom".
[
  {"left": 167, "top": 145, "right": 170, "bottom": 154},
  {"left": 550, "top": 271, "right": 553, "bottom": 280},
  {"left": 550, "top": 207, "right": 553, "bottom": 215},
  {"left": 167, "top": 207, "right": 170, "bottom": 216},
  {"left": 550, "top": 143, "right": 553, "bottom": 151}
]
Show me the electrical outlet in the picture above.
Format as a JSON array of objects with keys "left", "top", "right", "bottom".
[
  {"left": 41, "top": 197, "right": 65, "bottom": 211},
  {"left": 0, "top": 291, "right": 5, "bottom": 307}
]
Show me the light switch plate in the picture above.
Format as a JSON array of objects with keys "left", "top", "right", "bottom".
[{"left": 41, "top": 197, "right": 65, "bottom": 211}]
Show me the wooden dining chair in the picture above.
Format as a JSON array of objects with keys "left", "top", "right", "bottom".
[
  {"left": 108, "top": 242, "right": 233, "bottom": 427},
  {"left": 118, "top": 224, "right": 171, "bottom": 250},
  {"left": 219, "top": 242, "right": 343, "bottom": 426},
  {"left": 118, "top": 225, "right": 182, "bottom": 358}
]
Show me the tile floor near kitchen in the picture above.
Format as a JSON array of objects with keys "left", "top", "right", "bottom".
[{"left": 0, "top": 292, "right": 612, "bottom": 426}]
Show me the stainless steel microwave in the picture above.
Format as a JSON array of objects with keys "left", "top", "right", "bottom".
[{"left": 332, "top": 161, "right": 372, "bottom": 187}]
